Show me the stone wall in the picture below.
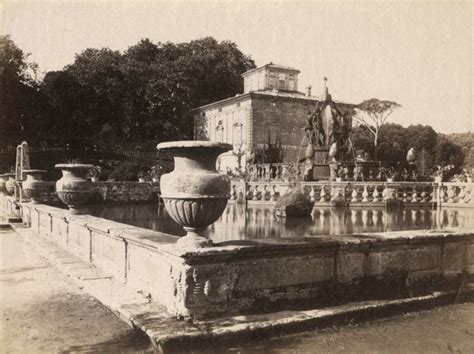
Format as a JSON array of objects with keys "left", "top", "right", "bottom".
[
  {"left": 18, "top": 181, "right": 160, "bottom": 204},
  {"left": 3, "top": 196, "right": 473, "bottom": 320},
  {"left": 251, "top": 95, "right": 355, "bottom": 163},
  {"left": 251, "top": 95, "right": 313, "bottom": 163}
]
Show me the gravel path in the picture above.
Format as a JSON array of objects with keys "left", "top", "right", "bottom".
[{"left": 0, "top": 229, "right": 152, "bottom": 353}]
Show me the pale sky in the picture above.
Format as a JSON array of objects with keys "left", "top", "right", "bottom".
[{"left": 2, "top": 0, "right": 473, "bottom": 133}]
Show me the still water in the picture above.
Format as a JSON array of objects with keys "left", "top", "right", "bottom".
[{"left": 85, "top": 203, "right": 474, "bottom": 243}]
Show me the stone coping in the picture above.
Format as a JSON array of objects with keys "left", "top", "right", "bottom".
[
  {"left": 157, "top": 140, "right": 232, "bottom": 150},
  {"left": 22, "top": 203, "right": 180, "bottom": 251},
  {"left": 21, "top": 202, "right": 474, "bottom": 261},
  {"left": 55, "top": 163, "right": 95, "bottom": 169}
]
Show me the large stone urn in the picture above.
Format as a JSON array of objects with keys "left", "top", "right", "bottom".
[
  {"left": 157, "top": 141, "right": 232, "bottom": 248},
  {"left": 22, "top": 169, "right": 49, "bottom": 204},
  {"left": 55, "top": 164, "right": 95, "bottom": 214},
  {"left": 4, "top": 173, "right": 16, "bottom": 196}
]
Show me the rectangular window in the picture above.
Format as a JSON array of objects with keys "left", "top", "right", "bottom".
[{"left": 278, "top": 80, "right": 286, "bottom": 90}]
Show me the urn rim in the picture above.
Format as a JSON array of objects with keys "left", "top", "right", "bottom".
[
  {"left": 55, "top": 163, "right": 96, "bottom": 170},
  {"left": 157, "top": 140, "right": 232, "bottom": 152},
  {"left": 23, "top": 169, "right": 48, "bottom": 174}
]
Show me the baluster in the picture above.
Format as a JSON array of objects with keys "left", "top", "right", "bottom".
[
  {"left": 447, "top": 185, "right": 455, "bottom": 203},
  {"left": 309, "top": 186, "right": 316, "bottom": 203},
  {"left": 246, "top": 186, "right": 252, "bottom": 200},
  {"left": 351, "top": 187, "right": 359, "bottom": 202},
  {"left": 458, "top": 186, "right": 465, "bottom": 204},
  {"left": 269, "top": 184, "right": 275, "bottom": 201},
  {"left": 465, "top": 185, "right": 472, "bottom": 204},
  {"left": 274, "top": 184, "right": 281, "bottom": 201},
  {"left": 402, "top": 187, "right": 410, "bottom": 203},
  {"left": 252, "top": 185, "right": 259, "bottom": 201},
  {"left": 362, "top": 185, "right": 369, "bottom": 203},
  {"left": 429, "top": 185, "right": 436, "bottom": 203},
  {"left": 411, "top": 187, "right": 419, "bottom": 203},
  {"left": 439, "top": 186, "right": 446, "bottom": 203},
  {"left": 373, "top": 186, "right": 380, "bottom": 202},
  {"left": 320, "top": 185, "right": 327, "bottom": 202},
  {"left": 421, "top": 187, "right": 428, "bottom": 203}
]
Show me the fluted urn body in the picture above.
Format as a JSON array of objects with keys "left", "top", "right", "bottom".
[
  {"left": 22, "top": 169, "right": 49, "bottom": 204},
  {"left": 4, "top": 173, "right": 16, "bottom": 196},
  {"left": 157, "top": 141, "right": 232, "bottom": 247},
  {"left": 55, "top": 164, "right": 95, "bottom": 214}
]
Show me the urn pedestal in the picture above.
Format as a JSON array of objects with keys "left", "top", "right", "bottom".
[
  {"left": 22, "top": 169, "right": 49, "bottom": 204},
  {"left": 4, "top": 173, "right": 16, "bottom": 196},
  {"left": 55, "top": 164, "right": 95, "bottom": 214},
  {"left": 157, "top": 141, "right": 232, "bottom": 248}
]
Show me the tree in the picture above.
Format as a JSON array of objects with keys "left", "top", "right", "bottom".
[
  {"left": 434, "top": 134, "right": 464, "bottom": 170},
  {"left": 41, "top": 37, "right": 255, "bottom": 148},
  {"left": 353, "top": 98, "right": 401, "bottom": 161},
  {"left": 0, "top": 35, "right": 44, "bottom": 147}
]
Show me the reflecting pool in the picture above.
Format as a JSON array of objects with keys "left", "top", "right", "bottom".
[
  {"left": 85, "top": 203, "right": 474, "bottom": 243},
  {"left": 87, "top": 204, "right": 474, "bottom": 242}
]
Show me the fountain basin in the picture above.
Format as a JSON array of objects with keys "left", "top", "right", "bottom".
[{"left": 9, "top": 198, "right": 474, "bottom": 320}]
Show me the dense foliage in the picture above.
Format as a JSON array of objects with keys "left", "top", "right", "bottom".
[
  {"left": 350, "top": 123, "right": 468, "bottom": 177},
  {"left": 1, "top": 36, "right": 255, "bottom": 150}
]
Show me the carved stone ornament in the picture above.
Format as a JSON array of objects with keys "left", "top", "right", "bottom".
[
  {"left": 55, "top": 164, "right": 95, "bottom": 214},
  {"left": 157, "top": 141, "right": 232, "bottom": 248}
]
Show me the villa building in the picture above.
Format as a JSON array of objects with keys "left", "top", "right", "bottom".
[{"left": 192, "top": 63, "right": 355, "bottom": 170}]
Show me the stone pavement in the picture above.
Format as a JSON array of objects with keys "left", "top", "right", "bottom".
[
  {"left": 0, "top": 228, "right": 153, "bottom": 353},
  {"left": 230, "top": 302, "right": 474, "bottom": 353}
]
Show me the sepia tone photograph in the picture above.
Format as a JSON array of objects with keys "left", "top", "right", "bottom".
[{"left": 1, "top": 0, "right": 473, "bottom": 352}]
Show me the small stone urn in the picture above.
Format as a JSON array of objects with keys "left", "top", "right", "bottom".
[
  {"left": 157, "top": 141, "right": 232, "bottom": 248},
  {"left": 22, "top": 169, "right": 49, "bottom": 204},
  {"left": 4, "top": 173, "right": 16, "bottom": 196},
  {"left": 55, "top": 164, "right": 95, "bottom": 214}
]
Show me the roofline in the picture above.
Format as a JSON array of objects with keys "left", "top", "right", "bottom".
[
  {"left": 242, "top": 63, "right": 301, "bottom": 77},
  {"left": 190, "top": 93, "right": 251, "bottom": 112},
  {"left": 191, "top": 90, "right": 357, "bottom": 112}
]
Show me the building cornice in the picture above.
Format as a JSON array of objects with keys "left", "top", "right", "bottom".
[{"left": 191, "top": 91, "right": 357, "bottom": 112}]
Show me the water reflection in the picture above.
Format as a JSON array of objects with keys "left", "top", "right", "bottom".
[{"left": 86, "top": 204, "right": 474, "bottom": 243}]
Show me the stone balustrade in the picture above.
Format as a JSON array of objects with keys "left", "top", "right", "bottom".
[
  {"left": 437, "top": 182, "right": 474, "bottom": 207},
  {"left": 244, "top": 163, "right": 290, "bottom": 182},
  {"left": 229, "top": 181, "right": 459, "bottom": 208}
]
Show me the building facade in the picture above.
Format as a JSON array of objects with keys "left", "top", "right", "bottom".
[{"left": 193, "top": 63, "right": 355, "bottom": 171}]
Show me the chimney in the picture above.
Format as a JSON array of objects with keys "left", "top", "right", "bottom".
[{"left": 306, "top": 85, "right": 312, "bottom": 97}]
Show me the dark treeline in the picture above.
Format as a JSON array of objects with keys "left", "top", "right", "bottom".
[
  {"left": 0, "top": 35, "right": 255, "bottom": 150},
  {"left": 351, "top": 124, "right": 472, "bottom": 176}
]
